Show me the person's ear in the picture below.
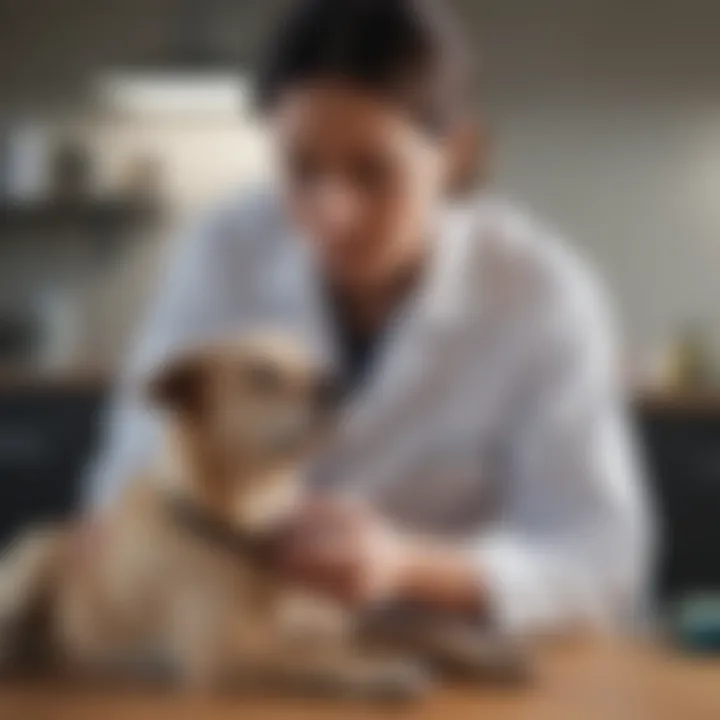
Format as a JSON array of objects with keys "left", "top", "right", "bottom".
[
  {"left": 147, "top": 351, "right": 206, "bottom": 415},
  {"left": 445, "top": 115, "right": 492, "bottom": 197}
]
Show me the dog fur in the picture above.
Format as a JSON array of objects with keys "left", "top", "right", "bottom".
[{"left": 0, "top": 333, "right": 527, "bottom": 699}]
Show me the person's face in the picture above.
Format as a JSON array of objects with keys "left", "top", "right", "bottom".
[{"left": 270, "top": 83, "right": 452, "bottom": 288}]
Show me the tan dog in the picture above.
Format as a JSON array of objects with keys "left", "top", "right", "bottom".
[{"left": 0, "top": 333, "right": 526, "bottom": 699}]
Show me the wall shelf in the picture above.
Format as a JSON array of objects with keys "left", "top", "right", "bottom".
[{"left": 0, "top": 198, "right": 161, "bottom": 236}]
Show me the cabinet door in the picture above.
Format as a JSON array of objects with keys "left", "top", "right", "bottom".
[
  {"left": 638, "top": 411, "right": 720, "bottom": 600},
  {"left": 0, "top": 387, "right": 106, "bottom": 543}
]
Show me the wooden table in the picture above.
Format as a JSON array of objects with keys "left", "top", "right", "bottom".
[{"left": 1, "top": 641, "right": 718, "bottom": 720}]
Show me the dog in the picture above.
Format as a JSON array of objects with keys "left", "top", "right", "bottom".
[{"left": 0, "top": 332, "right": 528, "bottom": 699}]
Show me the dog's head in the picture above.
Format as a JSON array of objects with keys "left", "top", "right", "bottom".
[{"left": 147, "top": 333, "right": 342, "bottom": 524}]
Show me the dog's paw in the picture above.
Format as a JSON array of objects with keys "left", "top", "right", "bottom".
[
  {"left": 345, "top": 659, "right": 433, "bottom": 703},
  {"left": 432, "top": 632, "right": 533, "bottom": 685}
]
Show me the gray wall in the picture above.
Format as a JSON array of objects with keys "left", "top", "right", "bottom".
[
  {"left": 2, "top": 0, "right": 720, "bottom": 357},
  {"left": 469, "top": 0, "right": 720, "bottom": 355}
]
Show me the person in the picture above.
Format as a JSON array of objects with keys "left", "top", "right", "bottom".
[{"left": 87, "top": 0, "right": 650, "bottom": 635}]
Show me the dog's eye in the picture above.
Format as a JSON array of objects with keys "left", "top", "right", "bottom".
[{"left": 246, "top": 361, "right": 282, "bottom": 394}]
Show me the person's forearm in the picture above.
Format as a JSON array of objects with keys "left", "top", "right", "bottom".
[{"left": 393, "top": 538, "right": 489, "bottom": 617}]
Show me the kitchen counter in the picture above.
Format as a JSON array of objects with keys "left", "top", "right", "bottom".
[{"left": 1, "top": 365, "right": 720, "bottom": 412}]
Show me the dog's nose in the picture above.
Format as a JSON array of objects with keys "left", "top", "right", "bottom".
[{"left": 314, "top": 372, "right": 346, "bottom": 414}]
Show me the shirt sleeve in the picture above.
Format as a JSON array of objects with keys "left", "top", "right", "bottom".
[
  {"left": 471, "top": 263, "right": 653, "bottom": 635},
  {"left": 83, "top": 196, "right": 271, "bottom": 509}
]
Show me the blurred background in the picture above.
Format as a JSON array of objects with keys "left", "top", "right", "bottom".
[{"left": 0, "top": 0, "right": 719, "bottom": 617}]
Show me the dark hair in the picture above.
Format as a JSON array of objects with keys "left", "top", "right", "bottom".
[{"left": 255, "top": 0, "right": 473, "bottom": 135}]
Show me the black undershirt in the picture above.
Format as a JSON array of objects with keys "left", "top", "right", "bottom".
[
  {"left": 323, "top": 256, "right": 426, "bottom": 393},
  {"left": 327, "top": 296, "right": 381, "bottom": 393}
]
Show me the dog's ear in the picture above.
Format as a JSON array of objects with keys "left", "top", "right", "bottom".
[{"left": 146, "top": 352, "right": 206, "bottom": 414}]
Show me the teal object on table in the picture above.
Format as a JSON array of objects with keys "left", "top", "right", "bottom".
[{"left": 673, "top": 595, "right": 720, "bottom": 653}]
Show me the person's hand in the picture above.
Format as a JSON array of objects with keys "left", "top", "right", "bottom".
[
  {"left": 275, "top": 496, "right": 488, "bottom": 616},
  {"left": 276, "top": 497, "right": 410, "bottom": 607}
]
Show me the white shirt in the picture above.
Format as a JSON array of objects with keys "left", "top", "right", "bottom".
[{"left": 87, "top": 189, "right": 651, "bottom": 635}]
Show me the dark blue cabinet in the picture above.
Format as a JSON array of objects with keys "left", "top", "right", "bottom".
[
  {"left": 0, "top": 381, "right": 108, "bottom": 544},
  {"left": 637, "top": 403, "right": 720, "bottom": 601}
]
